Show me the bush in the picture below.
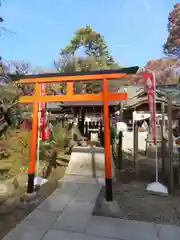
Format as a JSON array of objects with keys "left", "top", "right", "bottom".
[
  {"left": 51, "top": 124, "right": 71, "bottom": 149},
  {"left": 39, "top": 124, "right": 71, "bottom": 164}
]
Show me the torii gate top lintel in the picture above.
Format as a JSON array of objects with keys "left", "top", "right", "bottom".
[{"left": 15, "top": 66, "right": 139, "bottom": 83}]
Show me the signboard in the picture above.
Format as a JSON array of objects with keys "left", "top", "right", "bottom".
[
  {"left": 144, "top": 72, "right": 156, "bottom": 145},
  {"left": 133, "top": 111, "right": 150, "bottom": 121}
]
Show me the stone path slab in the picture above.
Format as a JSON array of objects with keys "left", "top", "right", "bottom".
[{"left": 2, "top": 175, "right": 180, "bottom": 240}]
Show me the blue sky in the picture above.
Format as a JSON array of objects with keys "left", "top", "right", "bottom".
[{"left": 0, "top": 0, "right": 177, "bottom": 69}]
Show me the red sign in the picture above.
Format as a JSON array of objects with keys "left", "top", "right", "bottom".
[{"left": 144, "top": 72, "right": 156, "bottom": 145}]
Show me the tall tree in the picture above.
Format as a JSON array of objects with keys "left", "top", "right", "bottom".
[
  {"left": 0, "top": 60, "right": 26, "bottom": 128},
  {"left": 7, "top": 60, "right": 31, "bottom": 75},
  {"left": 0, "top": 59, "right": 19, "bottom": 102},
  {"left": 0, "top": 60, "right": 32, "bottom": 104},
  {"left": 54, "top": 56, "right": 77, "bottom": 73},
  {"left": 60, "top": 25, "right": 115, "bottom": 66},
  {"left": 55, "top": 26, "right": 120, "bottom": 93},
  {"left": 144, "top": 58, "right": 180, "bottom": 84},
  {"left": 6, "top": 60, "right": 34, "bottom": 96},
  {"left": 164, "top": 3, "right": 180, "bottom": 58}
]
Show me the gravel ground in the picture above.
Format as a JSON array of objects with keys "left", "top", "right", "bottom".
[
  {"left": 101, "top": 131, "right": 180, "bottom": 225},
  {"left": 0, "top": 166, "right": 66, "bottom": 239},
  {"left": 94, "top": 147, "right": 180, "bottom": 226},
  {"left": 94, "top": 181, "right": 180, "bottom": 226}
]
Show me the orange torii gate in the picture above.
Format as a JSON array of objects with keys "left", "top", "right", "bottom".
[{"left": 17, "top": 67, "right": 139, "bottom": 201}]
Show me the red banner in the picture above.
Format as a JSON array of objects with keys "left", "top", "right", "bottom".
[
  {"left": 39, "top": 84, "right": 49, "bottom": 141},
  {"left": 144, "top": 72, "right": 156, "bottom": 145}
]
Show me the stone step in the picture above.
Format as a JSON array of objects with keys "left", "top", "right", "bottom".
[{"left": 66, "top": 146, "right": 115, "bottom": 178}]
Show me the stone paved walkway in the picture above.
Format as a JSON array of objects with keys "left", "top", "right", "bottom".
[{"left": 2, "top": 175, "right": 180, "bottom": 240}]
